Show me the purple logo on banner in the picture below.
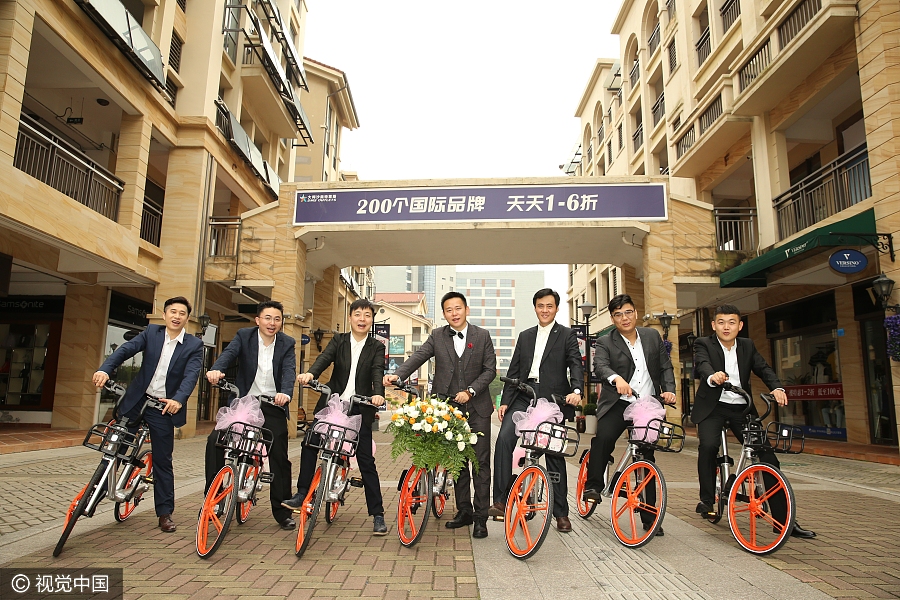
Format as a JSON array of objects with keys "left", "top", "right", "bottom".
[{"left": 294, "top": 183, "right": 666, "bottom": 225}]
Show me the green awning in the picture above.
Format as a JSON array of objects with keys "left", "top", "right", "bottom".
[
  {"left": 720, "top": 209, "right": 876, "bottom": 288},
  {"left": 595, "top": 324, "right": 616, "bottom": 338}
]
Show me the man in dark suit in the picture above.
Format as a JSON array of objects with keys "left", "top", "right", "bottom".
[
  {"left": 385, "top": 291, "right": 497, "bottom": 538},
  {"left": 693, "top": 304, "right": 815, "bottom": 538},
  {"left": 204, "top": 300, "right": 296, "bottom": 530},
  {"left": 93, "top": 296, "right": 204, "bottom": 533},
  {"left": 583, "top": 294, "right": 676, "bottom": 536},
  {"left": 490, "top": 288, "right": 583, "bottom": 533},
  {"left": 283, "top": 299, "right": 388, "bottom": 535}
]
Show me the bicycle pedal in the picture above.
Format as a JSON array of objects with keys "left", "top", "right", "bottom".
[
  {"left": 349, "top": 476, "right": 364, "bottom": 488},
  {"left": 144, "top": 476, "right": 154, "bottom": 484},
  {"left": 259, "top": 472, "right": 274, "bottom": 484},
  {"left": 491, "top": 515, "right": 505, "bottom": 522},
  {"left": 547, "top": 472, "right": 561, "bottom": 484}
]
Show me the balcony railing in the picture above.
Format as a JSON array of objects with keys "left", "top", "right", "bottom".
[
  {"left": 676, "top": 125, "right": 696, "bottom": 158},
  {"left": 140, "top": 201, "right": 162, "bottom": 246},
  {"left": 208, "top": 217, "right": 241, "bottom": 257},
  {"left": 715, "top": 208, "right": 758, "bottom": 251},
  {"left": 696, "top": 28, "right": 711, "bottom": 67},
  {"left": 597, "top": 123, "right": 605, "bottom": 143},
  {"left": 586, "top": 143, "right": 593, "bottom": 163},
  {"left": 652, "top": 93, "right": 666, "bottom": 126},
  {"left": 699, "top": 95, "right": 723, "bottom": 134},
  {"left": 648, "top": 23, "right": 661, "bottom": 56},
  {"left": 720, "top": 0, "right": 741, "bottom": 33},
  {"left": 739, "top": 40, "right": 772, "bottom": 91},
  {"left": 632, "top": 123, "right": 644, "bottom": 152},
  {"left": 779, "top": 0, "right": 822, "bottom": 49},
  {"left": 667, "top": 0, "right": 676, "bottom": 22},
  {"left": 14, "top": 114, "right": 123, "bottom": 221},
  {"left": 774, "top": 144, "right": 871, "bottom": 240},
  {"left": 629, "top": 60, "right": 640, "bottom": 89}
]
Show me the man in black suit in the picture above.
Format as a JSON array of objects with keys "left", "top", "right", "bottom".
[
  {"left": 490, "top": 288, "right": 583, "bottom": 533},
  {"left": 205, "top": 300, "right": 297, "bottom": 530},
  {"left": 693, "top": 304, "right": 815, "bottom": 538},
  {"left": 93, "top": 296, "right": 204, "bottom": 533},
  {"left": 283, "top": 299, "right": 388, "bottom": 535},
  {"left": 582, "top": 294, "right": 675, "bottom": 536},
  {"left": 385, "top": 291, "right": 497, "bottom": 538}
]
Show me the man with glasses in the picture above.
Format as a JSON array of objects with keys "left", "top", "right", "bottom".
[{"left": 581, "top": 294, "right": 675, "bottom": 536}]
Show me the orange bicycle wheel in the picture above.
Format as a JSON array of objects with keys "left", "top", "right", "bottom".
[
  {"left": 431, "top": 466, "right": 447, "bottom": 519},
  {"left": 236, "top": 464, "right": 259, "bottom": 525},
  {"left": 54, "top": 462, "right": 106, "bottom": 557},
  {"left": 504, "top": 465, "right": 552, "bottom": 559},
  {"left": 295, "top": 466, "right": 323, "bottom": 558},
  {"left": 325, "top": 464, "right": 348, "bottom": 524},
  {"left": 196, "top": 465, "right": 237, "bottom": 558},
  {"left": 397, "top": 466, "right": 432, "bottom": 547},
  {"left": 609, "top": 460, "right": 666, "bottom": 548},
  {"left": 114, "top": 452, "right": 153, "bottom": 522},
  {"left": 575, "top": 451, "right": 598, "bottom": 519},
  {"left": 727, "top": 463, "right": 795, "bottom": 555}
]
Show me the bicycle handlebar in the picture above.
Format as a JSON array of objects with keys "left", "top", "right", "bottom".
[
  {"left": 214, "top": 379, "right": 282, "bottom": 406},
  {"left": 392, "top": 381, "right": 419, "bottom": 398},
  {"left": 349, "top": 394, "right": 387, "bottom": 411},
  {"left": 303, "top": 380, "right": 333, "bottom": 398},
  {"left": 500, "top": 376, "right": 570, "bottom": 408},
  {"left": 720, "top": 382, "right": 774, "bottom": 421}
]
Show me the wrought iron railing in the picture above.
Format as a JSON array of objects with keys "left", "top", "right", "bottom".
[
  {"left": 629, "top": 59, "right": 640, "bottom": 89},
  {"left": 208, "top": 217, "right": 242, "bottom": 257},
  {"left": 13, "top": 114, "right": 123, "bottom": 221},
  {"left": 774, "top": 144, "right": 871, "bottom": 240},
  {"left": 739, "top": 40, "right": 772, "bottom": 91},
  {"left": 720, "top": 0, "right": 741, "bottom": 33},
  {"left": 597, "top": 123, "right": 605, "bottom": 143},
  {"left": 676, "top": 125, "right": 696, "bottom": 158},
  {"left": 632, "top": 123, "right": 644, "bottom": 152},
  {"left": 652, "top": 93, "right": 666, "bottom": 126},
  {"left": 586, "top": 143, "right": 593, "bottom": 163},
  {"left": 779, "top": 0, "right": 822, "bottom": 49},
  {"left": 715, "top": 208, "right": 757, "bottom": 251},
  {"left": 648, "top": 23, "right": 661, "bottom": 56},
  {"left": 699, "top": 95, "right": 723, "bottom": 134},
  {"left": 140, "top": 201, "right": 163, "bottom": 246},
  {"left": 696, "top": 28, "right": 711, "bottom": 66}
]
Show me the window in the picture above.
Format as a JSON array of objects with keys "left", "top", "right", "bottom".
[
  {"left": 617, "top": 123, "right": 623, "bottom": 150},
  {"left": 607, "top": 140, "right": 613, "bottom": 165},
  {"left": 324, "top": 101, "right": 332, "bottom": 157},
  {"left": 500, "top": 279, "right": 514, "bottom": 287},
  {"left": 499, "top": 309, "right": 513, "bottom": 317},
  {"left": 169, "top": 32, "right": 184, "bottom": 74},
  {"left": 468, "top": 308, "right": 482, "bottom": 317},
  {"left": 484, "top": 299, "right": 497, "bottom": 307},
  {"left": 467, "top": 289, "right": 483, "bottom": 297},
  {"left": 412, "top": 327, "right": 421, "bottom": 342},
  {"left": 484, "top": 279, "right": 497, "bottom": 287},
  {"left": 668, "top": 41, "right": 677, "bottom": 74},
  {"left": 165, "top": 77, "right": 178, "bottom": 108},
  {"left": 480, "top": 318, "right": 497, "bottom": 326},
  {"left": 176, "top": 0, "right": 186, "bottom": 11},
  {"left": 499, "top": 299, "right": 514, "bottom": 307},
  {"left": 499, "top": 319, "right": 514, "bottom": 327},
  {"left": 499, "top": 289, "right": 512, "bottom": 297},
  {"left": 498, "top": 349, "right": 513, "bottom": 357},
  {"left": 497, "top": 338, "right": 514, "bottom": 347}
]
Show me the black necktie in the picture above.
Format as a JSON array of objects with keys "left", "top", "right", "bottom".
[{"left": 449, "top": 329, "right": 463, "bottom": 339}]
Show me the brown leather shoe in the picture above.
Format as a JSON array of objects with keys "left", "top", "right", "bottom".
[
  {"left": 556, "top": 516, "right": 572, "bottom": 533},
  {"left": 488, "top": 502, "right": 506, "bottom": 519},
  {"left": 159, "top": 514, "right": 176, "bottom": 533}
]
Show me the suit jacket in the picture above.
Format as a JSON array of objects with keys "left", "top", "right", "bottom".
[
  {"left": 98, "top": 324, "right": 204, "bottom": 428},
  {"left": 211, "top": 327, "right": 296, "bottom": 416},
  {"left": 593, "top": 327, "right": 676, "bottom": 420},
  {"left": 691, "top": 335, "right": 781, "bottom": 424},
  {"left": 394, "top": 324, "right": 497, "bottom": 419},
  {"left": 308, "top": 332, "right": 385, "bottom": 426},
  {"left": 501, "top": 322, "right": 583, "bottom": 421}
]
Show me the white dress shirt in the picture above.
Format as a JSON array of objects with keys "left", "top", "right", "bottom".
[
  {"left": 146, "top": 328, "right": 185, "bottom": 399},
  {"left": 708, "top": 339, "right": 746, "bottom": 404},
  {"left": 249, "top": 332, "right": 278, "bottom": 398},
  {"left": 528, "top": 322, "right": 554, "bottom": 380},
  {"left": 608, "top": 333, "right": 655, "bottom": 402},
  {"left": 340, "top": 334, "right": 367, "bottom": 401},
  {"left": 451, "top": 325, "right": 469, "bottom": 357}
]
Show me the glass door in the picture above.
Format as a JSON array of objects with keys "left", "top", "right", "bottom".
[{"left": 861, "top": 319, "right": 897, "bottom": 445}]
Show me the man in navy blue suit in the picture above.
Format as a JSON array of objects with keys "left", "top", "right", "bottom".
[
  {"left": 93, "top": 296, "right": 204, "bottom": 533},
  {"left": 205, "top": 300, "right": 297, "bottom": 530}
]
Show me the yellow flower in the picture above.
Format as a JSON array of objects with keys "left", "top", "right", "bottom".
[
  {"left": 408, "top": 417, "right": 416, "bottom": 425},
  {"left": 391, "top": 413, "right": 400, "bottom": 421},
  {"left": 443, "top": 414, "right": 452, "bottom": 421},
  {"left": 425, "top": 416, "right": 434, "bottom": 424}
]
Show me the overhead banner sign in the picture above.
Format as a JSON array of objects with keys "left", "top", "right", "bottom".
[{"left": 294, "top": 183, "right": 667, "bottom": 225}]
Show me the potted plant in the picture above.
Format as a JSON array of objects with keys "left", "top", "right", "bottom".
[{"left": 583, "top": 403, "right": 598, "bottom": 435}]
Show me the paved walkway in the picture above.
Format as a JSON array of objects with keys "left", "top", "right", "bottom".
[{"left": 0, "top": 421, "right": 898, "bottom": 599}]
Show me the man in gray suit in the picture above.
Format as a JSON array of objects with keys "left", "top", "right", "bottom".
[
  {"left": 582, "top": 294, "right": 675, "bottom": 536},
  {"left": 490, "top": 288, "right": 583, "bottom": 533},
  {"left": 385, "top": 291, "right": 497, "bottom": 538}
]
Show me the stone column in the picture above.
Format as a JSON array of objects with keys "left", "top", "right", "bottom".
[
  {"left": 114, "top": 113, "right": 153, "bottom": 235},
  {"left": 835, "top": 286, "right": 869, "bottom": 443},
  {"left": 0, "top": 0, "right": 34, "bottom": 163},
  {"left": 52, "top": 285, "right": 109, "bottom": 429}
]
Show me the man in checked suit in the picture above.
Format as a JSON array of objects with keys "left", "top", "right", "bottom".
[
  {"left": 582, "top": 294, "right": 675, "bottom": 536},
  {"left": 204, "top": 300, "right": 297, "bottom": 530},
  {"left": 490, "top": 288, "right": 583, "bottom": 533},
  {"left": 93, "top": 296, "right": 204, "bottom": 533},
  {"left": 692, "top": 304, "right": 815, "bottom": 538},
  {"left": 385, "top": 291, "right": 497, "bottom": 538}
]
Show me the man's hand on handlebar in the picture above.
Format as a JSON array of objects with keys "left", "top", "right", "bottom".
[
  {"left": 92, "top": 371, "right": 109, "bottom": 388},
  {"left": 564, "top": 392, "right": 582, "bottom": 406},
  {"left": 161, "top": 399, "right": 182, "bottom": 415},
  {"left": 383, "top": 374, "right": 399, "bottom": 387},
  {"left": 497, "top": 404, "right": 507, "bottom": 421},
  {"left": 371, "top": 395, "right": 385, "bottom": 407},
  {"left": 614, "top": 376, "right": 633, "bottom": 397},
  {"left": 273, "top": 392, "right": 291, "bottom": 406},
  {"left": 206, "top": 370, "right": 225, "bottom": 384},
  {"left": 660, "top": 391, "right": 676, "bottom": 405},
  {"left": 710, "top": 371, "right": 729, "bottom": 386},
  {"left": 772, "top": 388, "right": 788, "bottom": 406},
  {"left": 297, "top": 372, "right": 315, "bottom": 386}
]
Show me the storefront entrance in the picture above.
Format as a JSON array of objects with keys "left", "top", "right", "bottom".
[{"left": 860, "top": 319, "right": 897, "bottom": 445}]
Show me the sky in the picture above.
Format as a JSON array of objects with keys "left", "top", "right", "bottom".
[{"left": 302, "top": 1, "right": 623, "bottom": 318}]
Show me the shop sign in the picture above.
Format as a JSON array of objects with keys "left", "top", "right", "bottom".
[
  {"left": 108, "top": 292, "right": 151, "bottom": 327},
  {"left": 389, "top": 335, "right": 405, "bottom": 355},
  {"left": 828, "top": 249, "right": 867, "bottom": 274},
  {"left": 300, "top": 334, "right": 310, "bottom": 345},
  {"left": 783, "top": 383, "right": 843, "bottom": 401},
  {"left": 0, "top": 295, "right": 65, "bottom": 316},
  {"left": 572, "top": 325, "right": 601, "bottom": 383},
  {"left": 373, "top": 324, "right": 390, "bottom": 367}
]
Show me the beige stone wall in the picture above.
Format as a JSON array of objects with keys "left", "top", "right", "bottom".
[{"left": 835, "top": 286, "right": 870, "bottom": 443}]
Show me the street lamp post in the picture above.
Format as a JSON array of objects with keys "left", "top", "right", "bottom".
[{"left": 578, "top": 302, "right": 596, "bottom": 401}]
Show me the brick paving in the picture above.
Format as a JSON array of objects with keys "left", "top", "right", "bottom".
[{"left": 0, "top": 423, "right": 899, "bottom": 599}]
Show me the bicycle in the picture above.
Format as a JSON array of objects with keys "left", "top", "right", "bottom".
[
  {"left": 293, "top": 380, "right": 378, "bottom": 558},
  {"left": 393, "top": 381, "right": 452, "bottom": 548},
  {"left": 702, "top": 382, "right": 803, "bottom": 555},
  {"left": 196, "top": 380, "right": 275, "bottom": 558},
  {"left": 53, "top": 382, "right": 162, "bottom": 557},
  {"left": 574, "top": 398, "right": 685, "bottom": 548},
  {"left": 500, "top": 377, "right": 579, "bottom": 560}
]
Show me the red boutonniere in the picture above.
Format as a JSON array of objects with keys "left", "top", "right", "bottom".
[{"left": 467, "top": 342, "right": 474, "bottom": 349}]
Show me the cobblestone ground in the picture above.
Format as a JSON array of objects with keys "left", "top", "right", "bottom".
[{"left": 1, "top": 424, "right": 899, "bottom": 599}]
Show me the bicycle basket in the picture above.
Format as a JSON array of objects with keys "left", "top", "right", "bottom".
[
  {"left": 630, "top": 418, "right": 686, "bottom": 452},
  {"left": 83, "top": 421, "right": 139, "bottom": 459},
  {"left": 519, "top": 421, "right": 579, "bottom": 457},
  {"left": 215, "top": 422, "right": 273, "bottom": 459},
  {"left": 303, "top": 422, "right": 359, "bottom": 457},
  {"left": 740, "top": 419, "right": 768, "bottom": 449},
  {"left": 766, "top": 421, "right": 805, "bottom": 454}
]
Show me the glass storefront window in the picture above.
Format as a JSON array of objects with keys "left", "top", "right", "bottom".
[
  {"left": 772, "top": 329, "right": 845, "bottom": 440},
  {"left": 98, "top": 325, "right": 143, "bottom": 422}
]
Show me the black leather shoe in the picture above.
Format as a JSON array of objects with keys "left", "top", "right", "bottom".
[
  {"left": 445, "top": 511, "right": 474, "bottom": 529},
  {"left": 643, "top": 522, "right": 664, "bottom": 536},
  {"left": 695, "top": 501, "right": 713, "bottom": 514},
  {"left": 281, "top": 490, "right": 307, "bottom": 510},
  {"left": 790, "top": 523, "right": 816, "bottom": 539},
  {"left": 472, "top": 518, "right": 488, "bottom": 538},
  {"left": 280, "top": 517, "right": 296, "bottom": 530},
  {"left": 582, "top": 489, "right": 602, "bottom": 502}
]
